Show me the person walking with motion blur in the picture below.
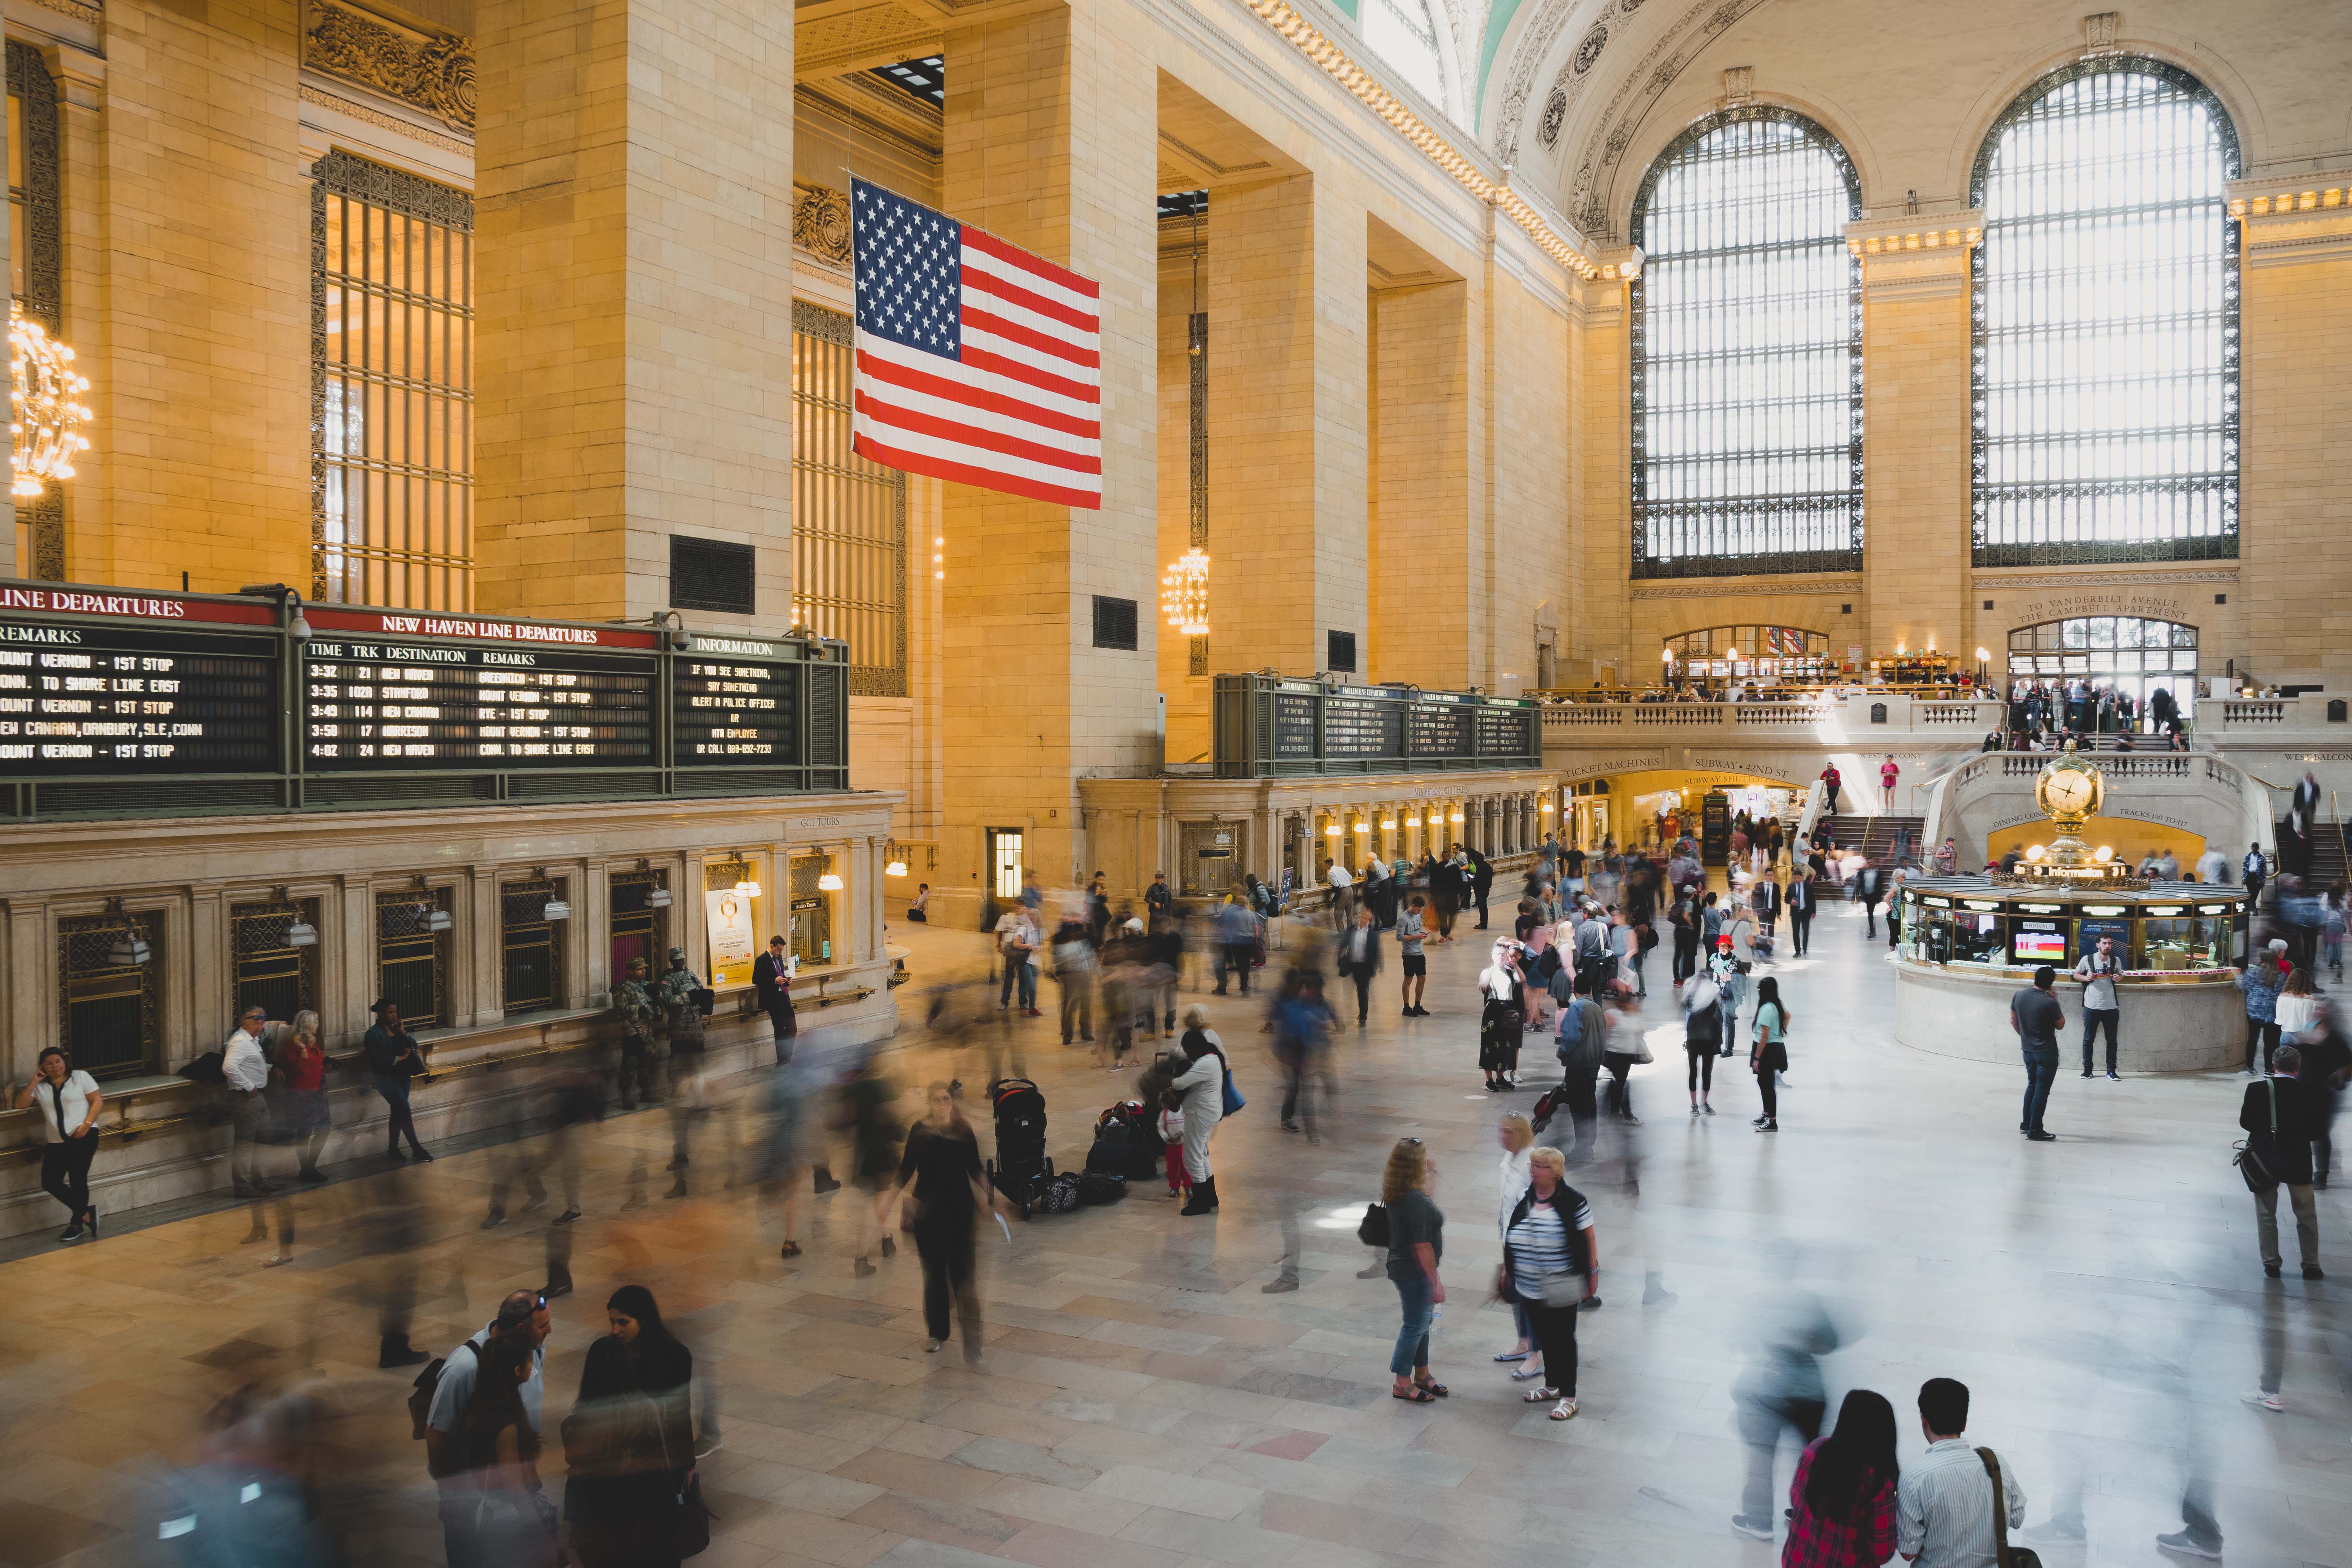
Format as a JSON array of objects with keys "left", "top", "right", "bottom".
[
  {"left": 2240, "top": 1044, "right": 2323, "bottom": 1281},
  {"left": 1780, "top": 1389, "right": 1900, "bottom": 1566},
  {"left": 2239, "top": 939, "right": 2285, "bottom": 1076},
  {"left": 895, "top": 1083, "right": 994, "bottom": 1362},
  {"left": 840, "top": 1053, "right": 902, "bottom": 1277},
  {"left": 1478, "top": 939, "right": 1527, "bottom": 1092},
  {"left": 1499, "top": 1146, "right": 1595, "bottom": 1421},
  {"left": 1212, "top": 891, "right": 1257, "bottom": 997},
  {"left": 1381, "top": 1137, "right": 1450, "bottom": 1404},
  {"left": 1490, "top": 1114, "right": 1543, "bottom": 1384},
  {"left": 611, "top": 961, "right": 660, "bottom": 1111},
  {"left": 364, "top": 998, "right": 433, "bottom": 1159},
  {"left": 1682, "top": 970, "right": 1722, "bottom": 1117},
  {"left": 222, "top": 1004, "right": 282, "bottom": 1199},
  {"left": 1275, "top": 970, "right": 1340, "bottom": 1140},
  {"left": 1170, "top": 1011, "right": 1228, "bottom": 1215},
  {"left": 1751, "top": 976, "right": 1789, "bottom": 1132},
  {"left": 16, "top": 1047, "right": 101, "bottom": 1242},
  {"left": 276, "top": 1010, "right": 332, "bottom": 1183},
  {"left": 561, "top": 1285, "right": 697, "bottom": 1568},
  {"left": 1729, "top": 1280, "right": 1840, "bottom": 1541}
]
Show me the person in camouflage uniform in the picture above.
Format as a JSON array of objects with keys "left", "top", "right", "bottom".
[
  {"left": 613, "top": 956, "right": 660, "bottom": 1109},
  {"left": 659, "top": 946, "right": 710, "bottom": 1188}
]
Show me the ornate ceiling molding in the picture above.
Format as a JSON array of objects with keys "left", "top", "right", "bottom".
[
  {"left": 1630, "top": 574, "right": 1861, "bottom": 599},
  {"left": 1970, "top": 569, "right": 2239, "bottom": 589},
  {"left": 795, "top": 3, "right": 939, "bottom": 78},
  {"left": 300, "top": 83, "right": 475, "bottom": 158},
  {"left": 1562, "top": 0, "right": 1770, "bottom": 240},
  {"left": 303, "top": 0, "right": 474, "bottom": 134},
  {"left": 1240, "top": 0, "right": 1620, "bottom": 280}
]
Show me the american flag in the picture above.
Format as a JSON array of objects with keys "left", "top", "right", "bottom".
[{"left": 850, "top": 179, "right": 1103, "bottom": 510}]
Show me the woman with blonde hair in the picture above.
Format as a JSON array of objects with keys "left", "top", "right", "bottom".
[
  {"left": 278, "top": 1008, "right": 332, "bottom": 1184},
  {"left": 1491, "top": 1115, "right": 1544, "bottom": 1381},
  {"left": 1380, "top": 1137, "right": 1449, "bottom": 1402},
  {"left": 1499, "top": 1144, "right": 1596, "bottom": 1421},
  {"left": 2277, "top": 966, "right": 2321, "bottom": 1047}
]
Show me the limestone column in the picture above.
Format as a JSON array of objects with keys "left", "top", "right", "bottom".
[
  {"left": 1572, "top": 255, "right": 1638, "bottom": 682},
  {"left": 1206, "top": 175, "right": 1367, "bottom": 678},
  {"left": 473, "top": 0, "right": 795, "bottom": 625},
  {"left": 1369, "top": 281, "right": 1472, "bottom": 688},
  {"left": 1850, "top": 218, "right": 1980, "bottom": 667},
  {"left": 2235, "top": 181, "right": 2352, "bottom": 685},
  {"left": 47, "top": 46, "right": 106, "bottom": 585},
  {"left": 938, "top": 5, "right": 1158, "bottom": 899}
]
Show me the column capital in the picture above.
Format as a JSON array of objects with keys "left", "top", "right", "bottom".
[
  {"left": 41, "top": 43, "right": 104, "bottom": 111},
  {"left": 1845, "top": 212, "right": 1982, "bottom": 301}
]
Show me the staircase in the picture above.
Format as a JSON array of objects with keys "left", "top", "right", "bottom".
[
  {"left": 1818, "top": 815, "right": 1926, "bottom": 865},
  {"left": 2276, "top": 816, "right": 2349, "bottom": 890}
]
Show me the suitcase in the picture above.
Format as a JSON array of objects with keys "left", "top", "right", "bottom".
[
  {"left": 985, "top": 1077, "right": 1054, "bottom": 1218},
  {"left": 1530, "top": 1085, "right": 1564, "bottom": 1134}
]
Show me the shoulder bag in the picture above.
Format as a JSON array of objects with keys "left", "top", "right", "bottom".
[
  {"left": 1356, "top": 1201, "right": 1390, "bottom": 1249},
  {"left": 1974, "top": 1448, "right": 2040, "bottom": 1568},
  {"left": 1220, "top": 1062, "right": 1245, "bottom": 1118},
  {"left": 2233, "top": 1078, "right": 2282, "bottom": 1194}
]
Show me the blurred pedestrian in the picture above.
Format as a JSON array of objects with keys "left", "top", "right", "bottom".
[
  {"left": 1052, "top": 916, "right": 1096, "bottom": 1044},
  {"left": 223, "top": 1004, "right": 281, "bottom": 1199},
  {"left": 1274, "top": 970, "right": 1338, "bottom": 1140},
  {"left": 611, "top": 960, "right": 660, "bottom": 1111},
  {"left": 15, "top": 1046, "right": 101, "bottom": 1241},
  {"left": 2297, "top": 999, "right": 2348, "bottom": 1189},
  {"left": 760, "top": 1051, "right": 823, "bottom": 1260},
  {"left": 895, "top": 1083, "right": 992, "bottom": 1361},
  {"left": 1381, "top": 1137, "right": 1449, "bottom": 1404},
  {"left": 561, "top": 1285, "right": 696, "bottom": 1568},
  {"left": 841, "top": 1053, "right": 903, "bottom": 1277},
  {"left": 276, "top": 1009, "right": 331, "bottom": 1183},
  {"left": 1730, "top": 1283, "right": 1839, "bottom": 1540},
  {"left": 1491, "top": 1114, "right": 1538, "bottom": 1376},
  {"left": 152, "top": 1385, "right": 341, "bottom": 1565},
  {"left": 658, "top": 948, "right": 711, "bottom": 1181},
  {"left": 2240, "top": 1044, "right": 2323, "bottom": 1280},
  {"left": 1212, "top": 892, "right": 1256, "bottom": 997},
  {"left": 1601, "top": 985, "right": 1643, "bottom": 1124},
  {"left": 996, "top": 900, "right": 1040, "bottom": 1014},
  {"left": 1555, "top": 972, "right": 1607, "bottom": 1153},
  {"left": 754, "top": 935, "right": 798, "bottom": 1063},
  {"left": 1780, "top": 1389, "right": 1899, "bottom": 1566},
  {"left": 1467, "top": 846, "right": 1495, "bottom": 930},
  {"left": 2239, "top": 940, "right": 2285, "bottom": 1076},
  {"left": 1681, "top": 971, "right": 1721, "bottom": 1117},
  {"left": 1894, "top": 1378, "right": 2025, "bottom": 1568},
  {"left": 1500, "top": 1145, "right": 1593, "bottom": 1421},
  {"left": 459, "top": 1332, "right": 559, "bottom": 1566}
]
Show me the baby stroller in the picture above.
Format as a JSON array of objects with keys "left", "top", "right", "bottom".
[{"left": 985, "top": 1077, "right": 1054, "bottom": 1218}]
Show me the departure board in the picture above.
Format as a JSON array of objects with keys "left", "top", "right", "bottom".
[
  {"left": 673, "top": 644, "right": 799, "bottom": 763},
  {"left": 1323, "top": 695, "right": 1398, "bottom": 758},
  {"left": 302, "top": 639, "right": 657, "bottom": 769},
  {"left": 0, "top": 623, "right": 278, "bottom": 775}
]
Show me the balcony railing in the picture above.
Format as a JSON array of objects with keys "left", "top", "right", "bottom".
[{"left": 1539, "top": 694, "right": 2003, "bottom": 738}]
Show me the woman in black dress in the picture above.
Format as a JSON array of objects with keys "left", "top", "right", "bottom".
[
  {"left": 895, "top": 1084, "right": 994, "bottom": 1361},
  {"left": 562, "top": 1283, "right": 696, "bottom": 1568},
  {"left": 463, "top": 1333, "right": 559, "bottom": 1566},
  {"left": 1478, "top": 941, "right": 1527, "bottom": 1092}
]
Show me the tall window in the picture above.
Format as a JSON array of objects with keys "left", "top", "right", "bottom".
[
  {"left": 792, "top": 302, "right": 907, "bottom": 696},
  {"left": 1363, "top": 0, "right": 1449, "bottom": 113},
  {"left": 1972, "top": 61, "right": 2239, "bottom": 565},
  {"left": 1631, "top": 110, "right": 1862, "bottom": 579},
  {"left": 313, "top": 152, "right": 475, "bottom": 610}
]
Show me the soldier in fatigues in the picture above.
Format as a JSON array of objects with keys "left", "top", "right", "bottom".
[
  {"left": 614, "top": 956, "right": 660, "bottom": 1109},
  {"left": 660, "top": 946, "right": 709, "bottom": 1191}
]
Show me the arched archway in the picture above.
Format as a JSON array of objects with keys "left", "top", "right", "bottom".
[{"left": 2005, "top": 616, "right": 2200, "bottom": 722}]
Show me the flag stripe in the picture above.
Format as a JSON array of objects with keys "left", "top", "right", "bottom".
[
  {"left": 855, "top": 389, "right": 1103, "bottom": 474},
  {"left": 961, "top": 226, "right": 1100, "bottom": 304},
  {"left": 855, "top": 347, "right": 1103, "bottom": 443},
  {"left": 961, "top": 304, "right": 1101, "bottom": 371},
  {"left": 855, "top": 335, "right": 1098, "bottom": 424},
  {"left": 955, "top": 340, "right": 1101, "bottom": 409},
  {"left": 853, "top": 422, "right": 1104, "bottom": 508},
  {"left": 961, "top": 255, "right": 1101, "bottom": 333}
]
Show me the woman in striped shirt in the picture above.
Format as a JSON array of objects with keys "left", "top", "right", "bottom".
[{"left": 1499, "top": 1146, "right": 1597, "bottom": 1421}]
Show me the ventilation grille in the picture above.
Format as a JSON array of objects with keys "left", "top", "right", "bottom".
[
  {"left": 34, "top": 780, "right": 283, "bottom": 818},
  {"left": 671, "top": 536, "right": 757, "bottom": 614},
  {"left": 304, "top": 776, "right": 496, "bottom": 807}
]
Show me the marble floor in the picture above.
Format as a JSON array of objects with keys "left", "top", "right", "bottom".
[{"left": 1, "top": 893, "right": 2346, "bottom": 1568}]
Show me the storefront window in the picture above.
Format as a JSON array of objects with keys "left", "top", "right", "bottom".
[
  {"left": 2143, "top": 916, "right": 2230, "bottom": 971},
  {"left": 790, "top": 852, "right": 836, "bottom": 970}
]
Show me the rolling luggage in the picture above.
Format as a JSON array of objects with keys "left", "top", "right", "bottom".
[{"left": 984, "top": 1077, "right": 1054, "bottom": 1218}]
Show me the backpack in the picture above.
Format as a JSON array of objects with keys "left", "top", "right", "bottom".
[
  {"left": 1077, "top": 1172, "right": 1128, "bottom": 1205},
  {"left": 407, "top": 1335, "right": 480, "bottom": 1442},
  {"left": 1356, "top": 1202, "right": 1390, "bottom": 1248}
]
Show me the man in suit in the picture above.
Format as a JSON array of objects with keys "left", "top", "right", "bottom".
[
  {"left": 1335, "top": 906, "right": 1384, "bottom": 1028},
  {"left": 1785, "top": 869, "right": 1815, "bottom": 957},
  {"left": 2242, "top": 1045, "right": 2323, "bottom": 1280},
  {"left": 753, "top": 936, "right": 797, "bottom": 1065}
]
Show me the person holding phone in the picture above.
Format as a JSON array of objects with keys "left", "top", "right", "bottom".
[
  {"left": 15, "top": 1047, "right": 103, "bottom": 1241},
  {"left": 364, "top": 998, "right": 433, "bottom": 1161}
]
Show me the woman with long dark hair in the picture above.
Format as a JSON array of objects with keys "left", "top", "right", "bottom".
[
  {"left": 1752, "top": 976, "right": 1790, "bottom": 1132},
  {"left": 563, "top": 1284, "right": 696, "bottom": 1568},
  {"left": 895, "top": 1083, "right": 994, "bottom": 1361},
  {"left": 1780, "top": 1388, "right": 1899, "bottom": 1566},
  {"left": 464, "top": 1332, "right": 559, "bottom": 1566}
]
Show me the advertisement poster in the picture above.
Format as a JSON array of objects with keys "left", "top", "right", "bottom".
[{"left": 703, "top": 889, "right": 759, "bottom": 989}]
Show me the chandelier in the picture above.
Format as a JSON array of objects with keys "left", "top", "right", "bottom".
[
  {"left": 10, "top": 303, "right": 92, "bottom": 497},
  {"left": 1161, "top": 547, "right": 1210, "bottom": 637}
]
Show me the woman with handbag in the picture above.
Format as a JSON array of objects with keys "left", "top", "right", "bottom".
[
  {"left": 1498, "top": 1146, "right": 1597, "bottom": 1421},
  {"left": 563, "top": 1284, "right": 698, "bottom": 1568},
  {"left": 1751, "top": 977, "right": 1790, "bottom": 1132}
]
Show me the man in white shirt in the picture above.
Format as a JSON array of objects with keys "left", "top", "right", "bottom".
[
  {"left": 1897, "top": 1377, "right": 2025, "bottom": 1567},
  {"left": 1361, "top": 854, "right": 1391, "bottom": 929},
  {"left": 2196, "top": 845, "right": 2230, "bottom": 886},
  {"left": 1324, "top": 857, "right": 1355, "bottom": 930},
  {"left": 222, "top": 1005, "right": 281, "bottom": 1198}
]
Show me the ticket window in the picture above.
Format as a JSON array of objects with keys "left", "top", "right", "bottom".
[
  {"left": 501, "top": 879, "right": 568, "bottom": 1017},
  {"left": 377, "top": 887, "right": 452, "bottom": 1030},
  {"left": 231, "top": 899, "right": 319, "bottom": 1026},
  {"left": 2144, "top": 916, "right": 2229, "bottom": 971},
  {"left": 610, "top": 871, "right": 668, "bottom": 983},
  {"left": 791, "top": 852, "right": 836, "bottom": 970},
  {"left": 60, "top": 913, "right": 163, "bottom": 1081}
]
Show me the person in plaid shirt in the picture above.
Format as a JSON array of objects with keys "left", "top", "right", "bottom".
[{"left": 1780, "top": 1390, "right": 1900, "bottom": 1566}]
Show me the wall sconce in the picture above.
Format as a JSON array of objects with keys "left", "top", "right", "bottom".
[
  {"left": 533, "top": 870, "right": 572, "bottom": 922},
  {"left": 1353, "top": 821, "right": 1371, "bottom": 834},
  {"left": 1540, "top": 799, "right": 1555, "bottom": 813},
  {"left": 635, "top": 858, "right": 674, "bottom": 907},
  {"left": 1380, "top": 818, "right": 1397, "bottom": 831},
  {"left": 273, "top": 885, "right": 318, "bottom": 947},
  {"left": 411, "top": 875, "right": 453, "bottom": 932},
  {"left": 818, "top": 872, "right": 844, "bottom": 891},
  {"left": 101, "top": 898, "right": 151, "bottom": 967},
  {"left": 1450, "top": 810, "right": 1465, "bottom": 824},
  {"left": 886, "top": 859, "right": 909, "bottom": 877},
  {"left": 1323, "top": 823, "right": 1341, "bottom": 836}
]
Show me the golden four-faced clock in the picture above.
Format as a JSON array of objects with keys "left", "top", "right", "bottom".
[{"left": 2034, "top": 749, "right": 2104, "bottom": 826}]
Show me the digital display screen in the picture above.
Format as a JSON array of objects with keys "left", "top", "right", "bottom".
[
  {"left": 2013, "top": 925, "right": 2068, "bottom": 962},
  {"left": 302, "top": 639, "right": 656, "bottom": 769},
  {"left": 0, "top": 624, "right": 277, "bottom": 774},
  {"left": 672, "top": 656, "right": 798, "bottom": 763}
]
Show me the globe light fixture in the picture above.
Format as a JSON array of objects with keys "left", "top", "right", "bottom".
[
  {"left": 10, "top": 302, "right": 92, "bottom": 497},
  {"left": 885, "top": 859, "right": 909, "bottom": 878},
  {"left": 818, "top": 872, "right": 844, "bottom": 891},
  {"left": 1160, "top": 547, "right": 1211, "bottom": 636}
]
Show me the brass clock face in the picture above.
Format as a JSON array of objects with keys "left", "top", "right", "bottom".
[{"left": 2042, "top": 768, "right": 2096, "bottom": 818}]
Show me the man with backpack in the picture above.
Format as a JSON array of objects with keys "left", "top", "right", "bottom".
[
  {"left": 1552, "top": 973, "right": 1607, "bottom": 1153},
  {"left": 421, "top": 1289, "right": 552, "bottom": 1564},
  {"left": 2240, "top": 1044, "right": 2323, "bottom": 1280}
]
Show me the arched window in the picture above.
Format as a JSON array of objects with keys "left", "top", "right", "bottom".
[
  {"left": 1971, "top": 60, "right": 2240, "bottom": 565},
  {"left": 1363, "top": 0, "right": 1449, "bottom": 114},
  {"left": 1631, "top": 109, "right": 1862, "bottom": 579}
]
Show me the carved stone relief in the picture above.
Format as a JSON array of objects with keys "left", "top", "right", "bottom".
[
  {"left": 302, "top": 1, "right": 476, "bottom": 135},
  {"left": 794, "top": 183, "right": 854, "bottom": 269}
]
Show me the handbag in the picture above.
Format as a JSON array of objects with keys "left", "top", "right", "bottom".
[
  {"left": 1220, "top": 1065, "right": 1245, "bottom": 1117},
  {"left": 1975, "top": 1448, "right": 2041, "bottom": 1568},
  {"left": 1356, "top": 1201, "right": 1390, "bottom": 1248},
  {"left": 677, "top": 1469, "right": 715, "bottom": 1557},
  {"left": 2233, "top": 1077, "right": 2282, "bottom": 1193}
]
